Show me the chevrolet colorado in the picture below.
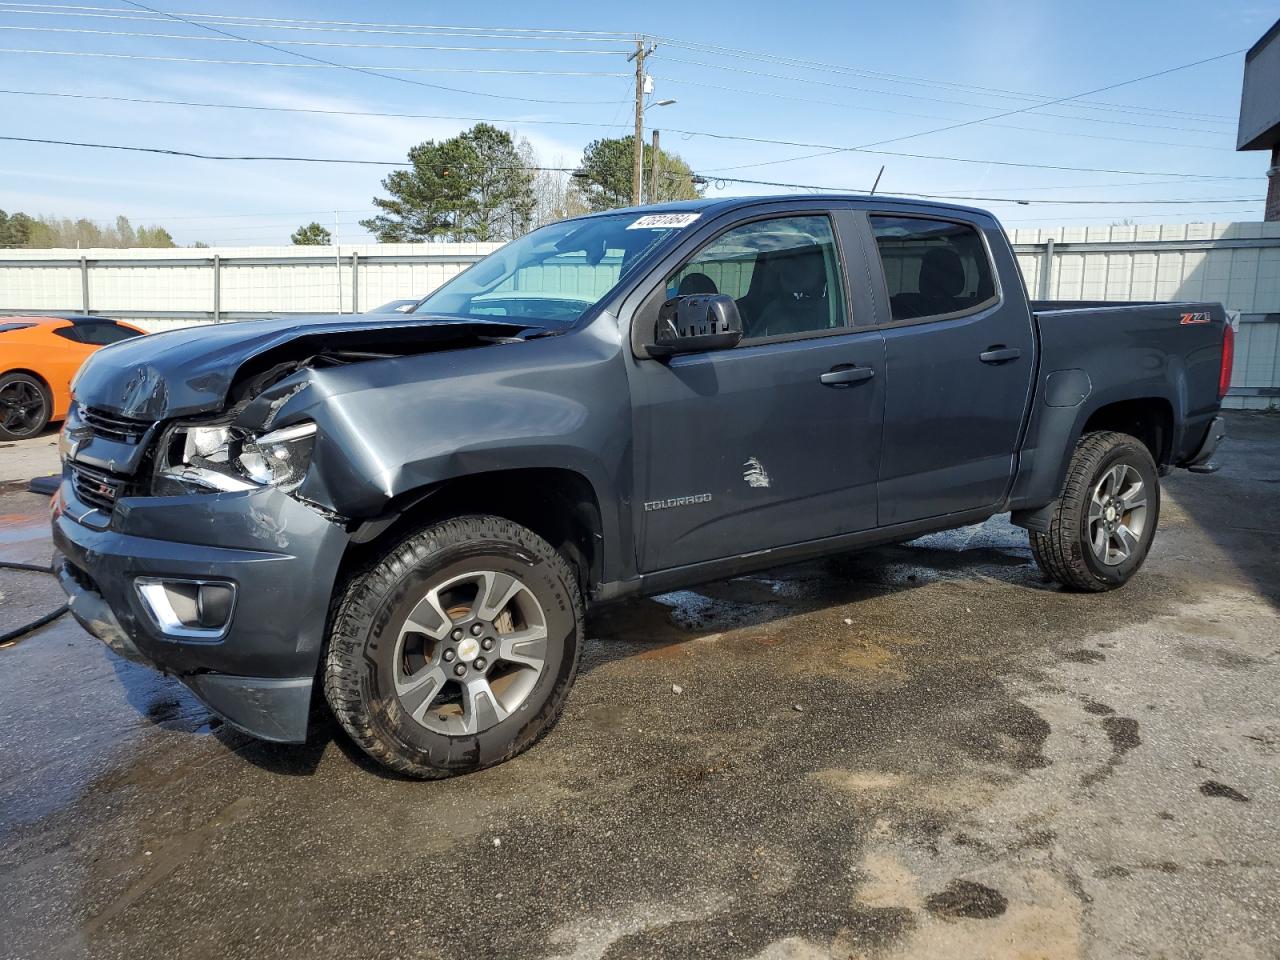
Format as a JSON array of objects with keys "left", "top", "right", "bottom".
[{"left": 52, "top": 196, "right": 1232, "bottom": 778}]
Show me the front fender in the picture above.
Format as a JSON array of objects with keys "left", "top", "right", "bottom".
[{"left": 249, "top": 326, "right": 631, "bottom": 566}]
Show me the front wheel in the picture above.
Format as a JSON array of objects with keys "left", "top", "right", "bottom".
[
  {"left": 1030, "top": 431, "right": 1161, "bottom": 592},
  {"left": 324, "top": 515, "right": 583, "bottom": 778}
]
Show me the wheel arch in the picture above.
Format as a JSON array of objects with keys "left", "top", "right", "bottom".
[
  {"left": 340, "top": 467, "right": 606, "bottom": 599},
  {"left": 1, "top": 366, "right": 54, "bottom": 396},
  {"left": 1079, "top": 397, "right": 1174, "bottom": 467},
  {"left": 1010, "top": 390, "right": 1175, "bottom": 531}
]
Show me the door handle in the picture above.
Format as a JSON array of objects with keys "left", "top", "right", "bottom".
[
  {"left": 820, "top": 364, "right": 875, "bottom": 387},
  {"left": 979, "top": 346, "right": 1022, "bottom": 364}
]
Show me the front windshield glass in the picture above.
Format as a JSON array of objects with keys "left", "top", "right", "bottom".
[{"left": 413, "top": 212, "right": 696, "bottom": 327}]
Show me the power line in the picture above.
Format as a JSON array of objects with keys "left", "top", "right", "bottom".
[
  {"left": 0, "top": 96, "right": 1247, "bottom": 183},
  {"left": 0, "top": 47, "right": 628, "bottom": 80},
  {"left": 0, "top": 4, "right": 638, "bottom": 40},
  {"left": 856, "top": 48, "right": 1247, "bottom": 150},
  {"left": 657, "top": 56, "right": 1237, "bottom": 129},
  {"left": 655, "top": 75, "right": 1230, "bottom": 138},
  {"left": 653, "top": 39, "right": 1236, "bottom": 123},
  {"left": 700, "top": 48, "right": 1248, "bottom": 173},
  {"left": 659, "top": 127, "right": 1255, "bottom": 180},
  {"left": 2, "top": 134, "right": 1263, "bottom": 206},
  {"left": 0, "top": 4, "right": 1234, "bottom": 123},
  {"left": 0, "top": 82, "right": 1232, "bottom": 160},
  {"left": 657, "top": 59, "right": 1236, "bottom": 131},
  {"left": 105, "top": 0, "right": 624, "bottom": 105},
  {"left": 0, "top": 135, "right": 408, "bottom": 163},
  {"left": 0, "top": 24, "right": 626, "bottom": 54},
  {"left": 0, "top": 87, "right": 633, "bottom": 130},
  {"left": 0, "top": 135, "right": 557, "bottom": 170},
  {"left": 3, "top": 130, "right": 1257, "bottom": 183}
]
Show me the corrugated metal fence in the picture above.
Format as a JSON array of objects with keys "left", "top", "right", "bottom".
[
  {"left": 0, "top": 243, "right": 503, "bottom": 330},
  {"left": 2, "top": 223, "right": 1279, "bottom": 409},
  {"left": 1010, "top": 221, "right": 1280, "bottom": 410}
]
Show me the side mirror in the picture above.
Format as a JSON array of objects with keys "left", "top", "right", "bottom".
[{"left": 648, "top": 294, "right": 743, "bottom": 359}]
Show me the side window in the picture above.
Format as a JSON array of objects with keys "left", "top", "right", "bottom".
[
  {"left": 77, "top": 323, "right": 141, "bottom": 345},
  {"left": 870, "top": 216, "right": 997, "bottom": 322},
  {"left": 667, "top": 215, "right": 848, "bottom": 340},
  {"left": 53, "top": 322, "right": 140, "bottom": 345}
]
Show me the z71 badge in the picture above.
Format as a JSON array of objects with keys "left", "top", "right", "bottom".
[{"left": 1180, "top": 311, "right": 1212, "bottom": 325}]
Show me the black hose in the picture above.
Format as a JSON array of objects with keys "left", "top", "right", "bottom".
[
  {"left": 0, "top": 560, "right": 54, "bottom": 574},
  {"left": 0, "top": 558, "right": 70, "bottom": 645}
]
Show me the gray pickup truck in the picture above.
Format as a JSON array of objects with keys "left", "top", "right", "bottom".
[{"left": 53, "top": 195, "right": 1232, "bottom": 778}]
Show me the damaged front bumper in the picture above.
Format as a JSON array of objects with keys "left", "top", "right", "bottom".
[{"left": 52, "top": 476, "right": 350, "bottom": 743}]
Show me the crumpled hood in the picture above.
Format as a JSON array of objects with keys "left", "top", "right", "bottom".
[{"left": 71, "top": 313, "right": 537, "bottom": 421}]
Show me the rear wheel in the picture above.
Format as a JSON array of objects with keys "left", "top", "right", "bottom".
[
  {"left": 0, "top": 372, "right": 52, "bottom": 441},
  {"left": 324, "top": 515, "right": 582, "bottom": 778},
  {"left": 1030, "top": 431, "right": 1161, "bottom": 592}
]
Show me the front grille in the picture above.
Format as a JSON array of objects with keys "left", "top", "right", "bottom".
[
  {"left": 71, "top": 462, "right": 129, "bottom": 512},
  {"left": 81, "top": 406, "right": 151, "bottom": 445}
]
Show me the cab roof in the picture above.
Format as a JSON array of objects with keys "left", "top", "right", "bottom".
[{"left": 577, "top": 193, "right": 997, "bottom": 223}]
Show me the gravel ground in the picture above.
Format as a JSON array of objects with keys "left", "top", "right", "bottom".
[
  {"left": 0, "top": 425, "right": 59, "bottom": 488},
  {"left": 0, "top": 411, "right": 1276, "bottom": 960}
]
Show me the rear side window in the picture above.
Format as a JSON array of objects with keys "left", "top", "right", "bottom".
[
  {"left": 870, "top": 216, "right": 997, "bottom": 322},
  {"left": 0, "top": 322, "right": 36, "bottom": 334},
  {"left": 53, "top": 322, "right": 142, "bottom": 345}
]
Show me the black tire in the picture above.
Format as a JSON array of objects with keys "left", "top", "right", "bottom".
[
  {"left": 324, "top": 515, "right": 583, "bottom": 779},
  {"left": 1030, "top": 431, "right": 1161, "bottom": 592},
  {"left": 0, "top": 371, "right": 52, "bottom": 441}
]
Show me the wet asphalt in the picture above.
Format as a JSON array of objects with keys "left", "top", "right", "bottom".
[{"left": 1, "top": 411, "right": 1277, "bottom": 960}]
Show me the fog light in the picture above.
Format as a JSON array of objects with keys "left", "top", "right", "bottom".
[{"left": 135, "top": 577, "right": 237, "bottom": 639}]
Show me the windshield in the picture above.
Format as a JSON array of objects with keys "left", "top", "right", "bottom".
[{"left": 413, "top": 212, "right": 696, "bottom": 327}]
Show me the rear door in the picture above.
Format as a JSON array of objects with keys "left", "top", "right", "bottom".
[
  {"left": 865, "top": 212, "right": 1035, "bottom": 526},
  {"left": 628, "top": 205, "right": 886, "bottom": 572}
]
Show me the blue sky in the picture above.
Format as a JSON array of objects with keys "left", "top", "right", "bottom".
[{"left": 0, "top": 0, "right": 1275, "bottom": 246}]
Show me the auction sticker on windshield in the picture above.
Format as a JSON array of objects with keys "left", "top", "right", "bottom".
[{"left": 627, "top": 213, "right": 701, "bottom": 230}]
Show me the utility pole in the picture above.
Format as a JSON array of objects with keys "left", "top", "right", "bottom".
[
  {"left": 628, "top": 37, "right": 655, "bottom": 207},
  {"left": 649, "top": 129, "right": 661, "bottom": 204}
]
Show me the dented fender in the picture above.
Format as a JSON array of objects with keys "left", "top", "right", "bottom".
[{"left": 260, "top": 328, "right": 631, "bottom": 530}]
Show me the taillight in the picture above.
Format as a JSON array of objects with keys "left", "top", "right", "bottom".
[{"left": 1219, "top": 322, "right": 1235, "bottom": 400}]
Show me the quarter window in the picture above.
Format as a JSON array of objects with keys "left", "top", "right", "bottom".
[
  {"left": 870, "top": 216, "right": 997, "bottom": 322},
  {"left": 667, "top": 215, "right": 848, "bottom": 339}
]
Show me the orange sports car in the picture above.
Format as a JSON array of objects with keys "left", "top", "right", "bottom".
[{"left": 0, "top": 315, "right": 146, "bottom": 441}]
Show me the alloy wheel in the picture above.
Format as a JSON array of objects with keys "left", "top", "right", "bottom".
[
  {"left": 1087, "top": 463, "right": 1148, "bottom": 566},
  {"left": 0, "top": 379, "right": 47, "bottom": 438},
  {"left": 392, "top": 569, "right": 548, "bottom": 736}
]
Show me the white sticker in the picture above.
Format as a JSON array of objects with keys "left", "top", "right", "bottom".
[{"left": 627, "top": 213, "right": 701, "bottom": 230}]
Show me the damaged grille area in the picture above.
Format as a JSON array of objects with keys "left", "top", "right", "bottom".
[
  {"left": 81, "top": 406, "right": 152, "bottom": 445},
  {"left": 71, "top": 462, "right": 129, "bottom": 512}
]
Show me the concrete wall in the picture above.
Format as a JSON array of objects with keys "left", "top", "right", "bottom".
[{"left": 3, "top": 226, "right": 1279, "bottom": 409}]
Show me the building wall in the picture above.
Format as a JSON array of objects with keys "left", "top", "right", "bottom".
[{"left": 3, "top": 226, "right": 1279, "bottom": 409}]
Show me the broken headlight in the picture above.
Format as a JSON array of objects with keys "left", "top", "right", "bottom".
[
  {"left": 156, "top": 420, "right": 317, "bottom": 494},
  {"left": 236, "top": 422, "right": 317, "bottom": 488}
]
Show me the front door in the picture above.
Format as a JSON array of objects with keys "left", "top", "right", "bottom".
[
  {"left": 629, "top": 210, "right": 886, "bottom": 573},
  {"left": 866, "top": 213, "right": 1036, "bottom": 526}
]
